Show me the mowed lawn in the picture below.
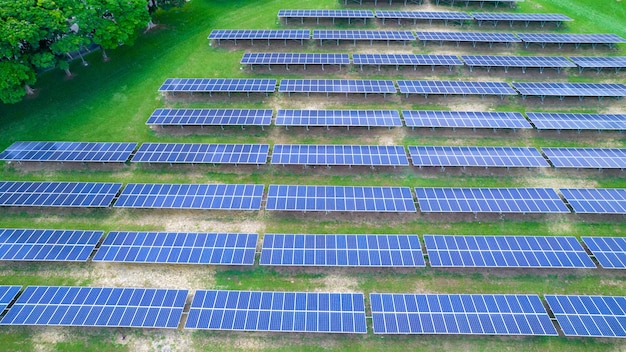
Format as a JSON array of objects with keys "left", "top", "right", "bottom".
[{"left": 0, "top": 0, "right": 625, "bottom": 351}]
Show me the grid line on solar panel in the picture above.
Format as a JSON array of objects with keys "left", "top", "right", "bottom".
[
  {"left": 569, "top": 57, "right": 626, "bottom": 73},
  {"left": 0, "top": 286, "right": 22, "bottom": 312},
  {"left": 93, "top": 232, "right": 258, "bottom": 265},
  {"left": 409, "top": 146, "right": 549, "bottom": 168},
  {"left": 352, "top": 54, "right": 463, "bottom": 67},
  {"left": 0, "top": 286, "right": 188, "bottom": 328},
  {"left": 278, "top": 10, "right": 374, "bottom": 18},
  {"left": 146, "top": 109, "right": 273, "bottom": 127},
  {"left": 370, "top": 293, "right": 558, "bottom": 335},
  {"left": 208, "top": 30, "right": 311, "bottom": 40},
  {"left": 271, "top": 145, "right": 409, "bottom": 166},
  {"left": 312, "top": 30, "right": 415, "bottom": 41},
  {"left": 545, "top": 295, "right": 626, "bottom": 338},
  {"left": 582, "top": 237, "right": 626, "bottom": 269},
  {"left": 471, "top": 12, "right": 572, "bottom": 22},
  {"left": 542, "top": 148, "right": 626, "bottom": 169},
  {"left": 560, "top": 188, "right": 626, "bottom": 214},
  {"left": 513, "top": 82, "right": 626, "bottom": 98},
  {"left": 415, "top": 31, "right": 521, "bottom": 43},
  {"left": 131, "top": 143, "right": 269, "bottom": 165},
  {"left": 158, "top": 79, "right": 277, "bottom": 93},
  {"left": 397, "top": 80, "right": 517, "bottom": 96},
  {"left": 375, "top": 11, "right": 473, "bottom": 22},
  {"left": 402, "top": 110, "right": 532, "bottom": 129},
  {"left": 241, "top": 53, "right": 350, "bottom": 65},
  {"left": 0, "top": 181, "right": 122, "bottom": 208},
  {"left": 0, "top": 142, "right": 137, "bottom": 163},
  {"left": 260, "top": 234, "right": 426, "bottom": 267},
  {"left": 517, "top": 33, "right": 626, "bottom": 45},
  {"left": 275, "top": 110, "right": 402, "bottom": 127},
  {"left": 424, "top": 235, "right": 595, "bottom": 268},
  {"left": 414, "top": 187, "right": 570, "bottom": 213},
  {"left": 0, "top": 229, "right": 103, "bottom": 262},
  {"left": 461, "top": 55, "right": 575, "bottom": 71},
  {"left": 185, "top": 290, "right": 367, "bottom": 333},
  {"left": 279, "top": 80, "right": 397, "bottom": 94},
  {"left": 526, "top": 113, "right": 626, "bottom": 131},
  {"left": 114, "top": 184, "right": 264, "bottom": 210},
  {"left": 266, "top": 185, "right": 417, "bottom": 212}
]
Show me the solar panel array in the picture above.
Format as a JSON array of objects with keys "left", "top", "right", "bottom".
[
  {"left": 542, "top": 148, "right": 626, "bottom": 169},
  {"left": 582, "top": 237, "right": 626, "bottom": 269},
  {"left": 415, "top": 187, "right": 570, "bottom": 213},
  {"left": 517, "top": 33, "right": 626, "bottom": 45},
  {"left": 279, "top": 79, "right": 396, "bottom": 94},
  {"left": 402, "top": 110, "right": 532, "bottom": 130},
  {"left": 415, "top": 31, "right": 521, "bottom": 44},
  {"left": 158, "top": 78, "right": 277, "bottom": 93},
  {"left": 375, "top": 11, "right": 473, "bottom": 21},
  {"left": 313, "top": 30, "right": 416, "bottom": 41},
  {"left": 275, "top": 109, "right": 402, "bottom": 127},
  {"left": 278, "top": 10, "right": 374, "bottom": 18},
  {"left": 0, "top": 286, "right": 21, "bottom": 312},
  {"left": 472, "top": 12, "right": 573, "bottom": 23},
  {"left": 397, "top": 80, "right": 517, "bottom": 97},
  {"left": 241, "top": 53, "right": 349, "bottom": 66},
  {"left": 0, "top": 229, "right": 103, "bottom": 262},
  {"left": 0, "top": 142, "right": 137, "bottom": 163},
  {"left": 371, "top": 293, "right": 558, "bottom": 336},
  {"left": 185, "top": 290, "right": 367, "bottom": 333},
  {"left": 260, "top": 234, "right": 425, "bottom": 267},
  {"left": 114, "top": 184, "right": 264, "bottom": 210},
  {"left": 353, "top": 54, "right": 463, "bottom": 67},
  {"left": 266, "top": 185, "right": 416, "bottom": 212},
  {"left": 146, "top": 108, "right": 273, "bottom": 127},
  {"left": 570, "top": 56, "right": 626, "bottom": 72},
  {"left": 0, "top": 286, "right": 188, "bottom": 328},
  {"left": 0, "top": 181, "right": 122, "bottom": 208},
  {"left": 271, "top": 145, "right": 408, "bottom": 166},
  {"left": 93, "top": 232, "right": 258, "bottom": 265},
  {"left": 545, "top": 295, "right": 626, "bottom": 338},
  {"left": 560, "top": 188, "right": 626, "bottom": 214},
  {"left": 526, "top": 113, "right": 626, "bottom": 131},
  {"left": 208, "top": 29, "right": 310, "bottom": 40},
  {"left": 409, "top": 146, "right": 549, "bottom": 168},
  {"left": 132, "top": 143, "right": 269, "bottom": 165},
  {"left": 461, "top": 55, "right": 575, "bottom": 69},
  {"left": 424, "top": 235, "right": 595, "bottom": 268},
  {"left": 513, "top": 82, "right": 626, "bottom": 98}
]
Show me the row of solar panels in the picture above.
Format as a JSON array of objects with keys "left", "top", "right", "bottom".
[
  {"left": 345, "top": 0, "right": 520, "bottom": 6},
  {"left": 2, "top": 229, "right": 626, "bottom": 270},
  {"left": 0, "top": 181, "right": 624, "bottom": 214},
  {"left": 159, "top": 79, "right": 626, "bottom": 98},
  {"left": 2, "top": 142, "right": 625, "bottom": 169},
  {"left": 3, "top": 285, "right": 626, "bottom": 338}
]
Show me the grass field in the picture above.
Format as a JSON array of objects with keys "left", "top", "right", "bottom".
[{"left": 0, "top": 0, "right": 625, "bottom": 350}]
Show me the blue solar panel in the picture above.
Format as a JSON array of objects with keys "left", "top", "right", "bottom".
[
  {"left": 513, "top": 82, "right": 626, "bottom": 99},
  {"left": 185, "top": 290, "right": 367, "bottom": 333},
  {"left": 371, "top": 293, "right": 557, "bottom": 336},
  {"left": 0, "top": 142, "right": 137, "bottom": 163},
  {"left": 415, "top": 31, "right": 520, "bottom": 47},
  {"left": 266, "top": 185, "right": 416, "bottom": 212},
  {"left": 279, "top": 79, "right": 396, "bottom": 95},
  {"left": 131, "top": 143, "right": 269, "bottom": 165},
  {"left": 0, "top": 286, "right": 21, "bottom": 312},
  {"left": 146, "top": 109, "right": 273, "bottom": 127},
  {"left": 158, "top": 79, "right": 277, "bottom": 93},
  {"left": 114, "top": 184, "right": 264, "bottom": 210},
  {"left": 260, "top": 234, "right": 425, "bottom": 267},
  {"left": 352, "top": 54, "right": 463, "bottom": 68},
  {"left": 472, "top": 12, "right": 572, "bottom": 27},
  {"left": 560, "top": 188, "right": 626, "bottom": 214},
  {"left": 93, "top": 232, "right": 258, "bottom": 265},
  {"left": 376, "top": 11, "right": 473, "bottom": 24},
  {"left": 461, "top": 55, "right": 575, "bottom": 73},
  {"left": 582, "top": 237, "right": 626, "bottom": 269},
  {"left": 271, "top": 145, "right": 409, "bottom": 166},
  {"left": 0, "top": 286, "right": 188, "bottom": 328},
  {"left": 402, "top": 110, "right": 532, "bottom": 130},
  {"left": 415, "top": 187, "right": 570, "bottom": 213},
  {"left": 0, "top": 181, "right": 122, "bottom": 208},
  {"left": 313, "top": 30, "right": 415, "bottom": 44},
  {"left": 435, "top": 0, "right": 521, "bottom": 6},
  {"left": 569, "top": 56, "right": 626, "bottom": 73},
  {"left": 276, "top": 110, "right": 402, "bottom": 128},
  {"left": 409, "top": 146, "right": 549, "bottom": 168},
  {"left": 0, "top": 229, "right": 103, "bottom": 262},
  {"left": 542, "top": 148, "right": 626, "bottom": 169},
  {"left": 517, "top": 33, "right": 626, "bottom": 48},
  {"left": 398, "top": 80, "right": 517, "bottom": 98},
  {"left": 278, "top": 10, "right": 374, "bottom": 18},
  {"left": 241, "top": 53, "right": 349, "bottom": 66},
  {"left": 208, "top": 30, "right": 310, "bottom": 41},
  {"left": 546, "top": 295, "right": 626, "bottom": 337},
  {"left": 526, "top": 113, "right": 626, "bottom": 131},
  {"left": 424, "top": 235, "right": 595, "bottom": 268}
]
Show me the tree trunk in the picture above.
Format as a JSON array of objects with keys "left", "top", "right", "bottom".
[
  {"left": 146, "top": 19, "right": 157, "bottom": 31},
  {"left": 64, "top": 68, "right": 72, "bottom": 77},
  {"left": 24, "top": 84, "right": 35, "bottom": 95},
  {"left": 101, "top": 47, "right": 109, "bottom": 61}
]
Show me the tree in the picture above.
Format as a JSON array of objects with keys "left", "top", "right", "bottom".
[
  {"left": 146, "top": 0, "right": 185, "bottom": 29},
  {"left": 0, "top": 60, "right": 36, "bottom": 104}
]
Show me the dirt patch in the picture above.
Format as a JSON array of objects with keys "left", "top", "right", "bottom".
[
  {"left": 521, "top": 177, "right": 599, "bottom": 189},
  {"left": 89, "top": 263, "right": 214, "bottom": 290},
  {"left": 127, "top": 330, "right": 193, "bottom": 352},
  {"left": 313, "top": 274, "right": 359, "bottom": 292},
  {"left": 32, "top": 328, "right": 67, "bottom": 352}
]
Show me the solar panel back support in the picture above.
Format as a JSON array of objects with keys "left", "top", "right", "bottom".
[
  {"left": 345, "top": 0, "right": 424, "bottom": 6},
  {"left": 278, "top": 10, "right": 374, "bottom": 25},
  {"left": 434, "top": 0, "right": 520, "bottom": 8}
]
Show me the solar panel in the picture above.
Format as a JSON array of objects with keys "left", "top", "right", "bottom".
[
  {"left": 397, "top": 80, "right": 517, "bottom": 98},
  {"left": 146, "top": 109, "right": 273, "bottom": 127},
  {"left": 114, "top": 184, "right": 264, "bottom": 210},
  {"left": 415, "top": 31, "right": 521, "bottom": 47},
  {"left": 0, "top": 229, "right": 103, "bottom": 262},
  {"left": 312, "top": 30, "right": 415, "bottom": 44},
  {"left": 266, "top": 185, "right": 416, "bottom": 212},
  {"left": 375, "top": 11, "right": 472, "bottom": 25},
  {"left": 545, "top": 295, "right": 626, "bottom": 337},
  {"left": 513, "top": 82, "right": 626, "bottom": 100},
  {"left": 526, "top": 113, "right": 626, "bottom": 131},
  {"left": 415, "top": 187, "right": 570, "bottom": 213},
  {"left": 131, "top": 143, "right": 269, "bottom": 165},
  {"left": 0, "top": 181, "right": 122, "bottom": 208},
  {"left": 276, "top": 110, "right": 402, "bottom": 128},
  {"left": 371, "top": 293, "right": 557, "bottom": 336},
  {"left": 569, "top": 56, "right": 626, "bottom": 73},
  {"left": 435, "top": 0, "right": 521, "bottom": 6},
  {"left": 279, "top": 79, "right": 396, "bottom": 96},
  {"left": 0, "top": 286, "right": 188, "bottom": 328},
  {"left": 185, "top": 290, "right": 367, "bottom": 333},
  {"left": 260, "top": 234, "right": 425, "bottom": 267},
  {"left": 424, "top": 235, "right": 595, "bottom": 268},
  {"left": 582, "top": 237, "right": 626, "bottom": 269},
  {"left": 352, "top": 54, "right": 463, "bottom": 70},
  {"left": 241, "top": 53, "right": 350, "bottom": 66},
  {"left": 472, "top": 13, "right": 572, "bottom": 27},
  {"left": 560, "top": 188, "right": 626, "bottom": 214},
  {"left": 158, "top": 79, "right": 277, "bottom": 93},
  {"left": 542, "top": 148, "right": 626, "bottom": 169},
  {"left": 93, "top": 232, "right": 258, "bottom": 265},
  {"left": 208, "top": 29, "right": 310, "bottom": 42},
  {"left": 271, "top": 145, "right": 409, "bottom": 166},
  {"left": 460, "top": 55, "right": 575, "bottom": 73},
  {"left": 517, "top": 33, "right": 626, "bottom": 48},
  {"left": 409, "top": 146, "right": 549, "bottom": 168},
  {"left": 0, "top": 286, "right": 21, "bottom": 312},
  {"left": 402, "top": 110, "right": 532, "bottom": 130},
  {"left": 278, "top": 10, "right": 374, "bottom": 24},
  {"left": 0, "top": 142, "right": 137, "bottom": 163}
]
